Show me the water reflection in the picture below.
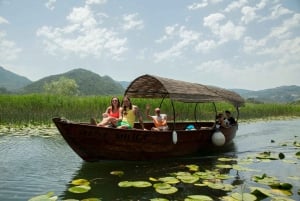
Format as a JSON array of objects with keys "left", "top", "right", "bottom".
[{"left": 61, "top": 146, "right": 239, "bottom": 200}]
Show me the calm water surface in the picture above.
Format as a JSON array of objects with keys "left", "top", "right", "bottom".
[{"left": 0, "top": 119, "right": 299, "bottom": 201}]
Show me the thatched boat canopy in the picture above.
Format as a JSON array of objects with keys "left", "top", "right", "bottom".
[{"left": 125, "top": 74, "right": 245, "bottom": 107}]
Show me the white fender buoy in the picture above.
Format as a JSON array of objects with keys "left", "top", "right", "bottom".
[
  {"left": 212, "top": 131, "right": 225, "bottom": 146},
  {"left": 172, "top": 130, "right": 178, "bottom": 144}
]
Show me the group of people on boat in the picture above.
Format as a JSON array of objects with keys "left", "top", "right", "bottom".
[
  {"left": 91, "top": 96, "right": 167, "bottom": 131},
  {"left": 91, "top": 96, "right": 236, "bottom": 131},
  {"left": 215, "top": 110, "right": 237, "bottom": 128}
]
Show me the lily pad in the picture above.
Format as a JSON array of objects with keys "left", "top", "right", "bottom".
[
  {"left": 185, "top": 195, "right": 213, "bottom": 201},
  {"left": 232, "top": 164, "right": 258, "bottom": 172},
  {"left": 71, "top": 178, "right": 90, "bottom": 186},
  {"left": 110, "top": 170, "right": 124, "bottom": 177},
  {"left": 28, "top": 192, "right": 57, "bottom": 201},
  {"left": 131, "top": 181, "right": 152, "bottom": 188},
  {"left": 149, "top": 177, "right": 158, "bottom": 181},
  {"left": 118, "top": 181, "right": 152, "bottom": 188},
  {"left": 215, "top": 173, "right": 233, "bottom": 180},
  {"left": 185, "top": 164, "right": 199, "bottom": 171},
  {"left": 177, "top": 175, "right": 199, "bottom": 183},
  {"left": 250, "top": 186, "right": 274, "bottom": 198},
  {"left": 270, "top": 188, "right": 293, "bottom": 196},
  {"left": 155, "top": 186, "right": 178, "bottom": 194},
  {"left": 218, "top": 157, "right": 236, "bottom": 162},
  {"left": 270, "top": 196, "right": 296, "bottom": 201},
  {"left": 230, "top": 192, "right": 256, "bottom": 201},
  {"left": 215, "top": 164, "right": 232, "bottom": 169},
  {"left": 256, "top": 151, "right": 278, "bottom": 160},
  {"left": 158, "top": 176, "right": 180, "bottom": 184},
  {"left": 118, "top": 181, "right": 132, "bottom": 187},
  {"left": 252, "top": 174, "right": 279, "bottom": 185},
  {"left": 153, "top": 182, "right": 172, "bottom": 189},
  {"left": 68, "top": 185, "right": 91, "bottom": 193},
  {"left": 207, "top": 182, "right": 226, "bottom": 190},
  {"left": 150, "top": 198, "right": 169, "bottom": 201},
  {"left": 270, "top": 182, "right": 293, "bottom": 190}
]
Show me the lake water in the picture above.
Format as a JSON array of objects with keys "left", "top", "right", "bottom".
[{"left": 0, "top": 119, "right": 299, "bottom": 201}]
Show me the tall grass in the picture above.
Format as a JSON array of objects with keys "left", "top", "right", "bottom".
[{"left": 1, "top": 94, "right": 300, "bottom": 125}]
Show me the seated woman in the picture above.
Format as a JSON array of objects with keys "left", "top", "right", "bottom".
[
  {"left": 117, "top": 96, "right": 145, "bottom": 129},
  {"left": 146, "top": 105, "right": 168, "bottom": 131},
  {"left": 97, "top": 97, "right": 120, "bottom": 127}
]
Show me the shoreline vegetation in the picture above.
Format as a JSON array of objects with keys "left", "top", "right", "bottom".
[{"left": 1, "top": 94, "right": 300, "bottom": 127}]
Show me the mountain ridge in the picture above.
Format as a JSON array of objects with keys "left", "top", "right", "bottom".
[
  {"left": 20, "top": 68, "right": 124, "bottom": 95},
  {"left": 0, "top": 66, "right": 32, "bottom": 91},
  {"left": 0, "top": 66, "right": 299, "bottom": 102}
]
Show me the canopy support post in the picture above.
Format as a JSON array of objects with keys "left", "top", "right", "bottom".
[
  {"left": 236, "top": 106, "right": 240, "bottom": 122},
  {"left": 171, "top": 100, "right": 176, "bottom": 129},
  {"left": 171, "top": 100, "right": 178, "bottom": 144},
  {"left": 159, "top": 95, "right": 167, "bottom": 109},
  {"left": 212, "top": 102, "right": 217, "bottom": 116},
  {"left": 194, "top": 103, "right": 200, "bottom": 129}
]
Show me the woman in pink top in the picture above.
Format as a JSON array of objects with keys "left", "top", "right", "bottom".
[{"left": 97, "top": 97, "right": 120, "bottom": 127}]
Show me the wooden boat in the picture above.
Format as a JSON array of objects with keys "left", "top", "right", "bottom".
[{"left": 53, "top": 74, "right": 245, "bottom": 161}]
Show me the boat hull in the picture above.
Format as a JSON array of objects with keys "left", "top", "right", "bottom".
[{"left": 53, "top": 117, "right": 237, "bottom": 161}]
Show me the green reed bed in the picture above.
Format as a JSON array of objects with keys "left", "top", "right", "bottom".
[{"left": 0, "top": 94, "right": 300, "bottom": 126}]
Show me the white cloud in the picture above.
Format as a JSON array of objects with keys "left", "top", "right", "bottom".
[
  {"left": 268, "top": 13, "right": 300, "bottom": 39},
  {"left": 243, "top": 12, "right": 300, "bottom": 64},
  {"left": 255, "top": 0, "right": 269, "bottom": 10},
  {"left": 45, "top": 0, "right": 56, "bottom": 10},
  {"left": 86, "top": 0, "right": 107, "bottom": 5},
  {"left": 241, "top": 6, "right": 258, "bottom": 24},
  {"left": 67, "top": 6, "right": 98, "bottom": 29},
  {"left": 0, "top": 31, "right": 22, "bottom": 61},
  {"left": 204, "top": 13, "right": 245, "bottom": 43},
  {"left": 195, "top": 39, "right": 217, "bottom": 53},
  {"left": 187, "top": 1, "right": 208, "bottom": 10},
  {"left": 154, "top": 26, "right": 199, "bottom": 62},
  {"left": 259, "top": 37, "right": 300, "bottom": 56},
  {"left": 271, "top": 4, "right": 293, "bottom": 17},
  {"left": 224, "top": 0, "right": 247, "bottom": 12},
  {"left": 155, "top": 24, "right": 179, "bottom": 43},
  {"left": 187, "top": 0, "right": 222, "bottom": 10},
  {"left": 122, "top": 13, "right": 144, "bottom": 31},
  {"left": 203, "top": 13, "right": 225, "bottom": 34},
  {"left": 0, "top": 16, "right": 9, "bottom": 24},
  {"left": 243, "top": 36, "right": 266, "bottom": 53},
  {"left": 37, "top": 4, "right": 127, "bottom": 59}
]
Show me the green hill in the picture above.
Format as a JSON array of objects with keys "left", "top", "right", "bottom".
[
  {"left": 20, "top": 68, "right": 125, "bottom": 95},
  {"left": 231, "top": 85, "right": 300, "bottom": 103},
  {"left": 0, "top": 66, "right": 32, "bottom": 92}
]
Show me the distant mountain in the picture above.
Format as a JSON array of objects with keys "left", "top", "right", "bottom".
[
  {"left": 20, "top": 68, "right": 125, "bottom": 95},
  {"left": 0, "top": 66, "right": 32, "bottom": 91},
  {"left": 119, "top": 81, "right": 131, "bottom": 89},
  {"left": 231, "top": 85, "right": 300, "bottom": 103}
]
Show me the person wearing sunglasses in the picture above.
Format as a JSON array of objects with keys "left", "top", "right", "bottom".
[{"left": 91, "top": 97, "right": 121, "bottom": 127}]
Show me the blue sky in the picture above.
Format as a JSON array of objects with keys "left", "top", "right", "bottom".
[{"left": 0, "top": 0, "right": 299, "bottom": 90}]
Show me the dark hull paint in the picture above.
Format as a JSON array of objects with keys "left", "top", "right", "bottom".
[{"left": 53, "top": 117, "right": 237, "bottom": 161}]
